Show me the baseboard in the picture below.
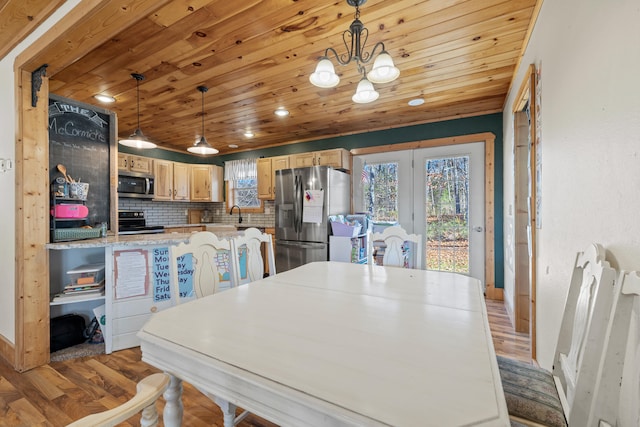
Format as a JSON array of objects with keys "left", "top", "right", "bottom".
[{"left": 0, "top": 334, "right": 16, "bottom": 368}]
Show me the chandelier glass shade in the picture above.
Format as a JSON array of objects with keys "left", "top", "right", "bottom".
[
  {"left": 309, "top": 0, "right": 399, "bottom": 103},
  {"left": 119, "top": 73, "right": 157, "bottom": 149},
  {"left": 187, "top": 85, "right": 219, "bottom": 155}
]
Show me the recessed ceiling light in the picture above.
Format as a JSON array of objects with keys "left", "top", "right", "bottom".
[
  {"left": 408, "top": 98, "right": 425, "bottom": 107},
  {"left": 274, "top": 108, "right": 289, "bottom": 117},
  {"left": 94, "top": 94, "right": 116, "bottom": 103},
  {"left": 244, "top": 131, "right": 254, "bottom": 138},
  {"left": 228, "top": 144, "right": 239, "bottom": 149}
]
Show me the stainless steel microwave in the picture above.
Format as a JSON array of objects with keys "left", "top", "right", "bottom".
[{"left": 117, "top": 172, "right": 154, "bottom": 198}]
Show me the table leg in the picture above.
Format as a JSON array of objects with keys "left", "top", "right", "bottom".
[
  {"left": 163, "top": 374, "right": 184, "bottom": 427},
  {"left": 213, "top": 396, "right": 237, "bottom": 427}
]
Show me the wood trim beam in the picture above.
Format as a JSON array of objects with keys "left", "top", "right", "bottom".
[
  {"left": 16, "top": 0, "right": 173, "bottom": 73},
  {"left": 15, "top": 69, "right": 50, "bottom": 371},
  {"left": 350, "top": 132, "right": 500, "bottom": 300},
  {"left": 0, "top": 0, "right": 66, "bottom": 61}
]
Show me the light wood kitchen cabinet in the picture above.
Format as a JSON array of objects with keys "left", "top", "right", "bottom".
[
  {"left": 118, "top": 153, "right": 153, "bottom": 174},
  {"left": 257, "top": 155, "right": 289, "bottom": 199},
  {"left": 153, "top": 159, "right": 173, "bottom": 200},
  {"left": 190, "top": 164, "right": 223, "bottom": 202},
  {"left": 153, "top": 160, "right": 190, "bottom": 201},
  {"left": 289, "top": 148, "right": 350, "bottom": 171},
  {"left": 173, "top": 162, "right": 190, "bottom": 201}
]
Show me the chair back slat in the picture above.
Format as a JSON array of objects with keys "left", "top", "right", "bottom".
[
  {"left": 587, "top": 270, "right": 640, "bottom": 426},
  {"left": 368, "top": 225, "right": 423, "bottom": 269},
  {"left": 230, "top": 228, "right": 275, "bottom": 285},
  {"left": 553, "top": 244, "right": 617, "bottom": 421},
  {"left": 169, "top": 231, "right": 233, "bottom": 304}
]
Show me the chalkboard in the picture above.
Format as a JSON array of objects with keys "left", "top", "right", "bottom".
[{"left": 49, "top": 95, "right": 112, "bottom": 226}]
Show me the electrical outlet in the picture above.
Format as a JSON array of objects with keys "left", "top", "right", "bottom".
[
  {"left": 265, "top": 207, "right": 270, "bottom": 214},
  {"left": 185, "top": 209, "right": 188, "bottom": 215}
]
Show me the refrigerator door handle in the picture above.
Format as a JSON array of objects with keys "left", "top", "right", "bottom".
[
  {"left": 277, "top": 241, "right": 326, "bottom": 249},
  {"left": 293, "top": 175, "right": 298, "bottom": 233},
  {"left": 294, "top": 174, "right": 303, "bottom": 233}
]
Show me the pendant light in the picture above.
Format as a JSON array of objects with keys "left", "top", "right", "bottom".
[
  {"left": 119, "top": 73, "right": 157, "bottom": 149},
  {"left": 187, "top": 86, "right": 219, "bottom": 155}
]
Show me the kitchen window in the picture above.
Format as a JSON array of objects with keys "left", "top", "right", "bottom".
[{"left": 225, "top": 159, "right": 263, "bottom": 213}]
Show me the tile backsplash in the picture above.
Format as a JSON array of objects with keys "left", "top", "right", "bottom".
[{"left": 118, "top": 198, "right": 276, "bottom": 228}]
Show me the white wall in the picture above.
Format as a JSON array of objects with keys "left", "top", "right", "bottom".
[
  {"left": 0, "top": 0, "right": 80, "bottom": 344},
  {"left": 503, "top": 0, "right": 640, "bottom": 369}
]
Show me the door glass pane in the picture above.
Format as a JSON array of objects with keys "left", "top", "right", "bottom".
[
  {"left": 362, "top": 162, "right": 398, "bottom": 222},
  {"left": 424, "top": 156, "right": 469, "bottom": 273}
]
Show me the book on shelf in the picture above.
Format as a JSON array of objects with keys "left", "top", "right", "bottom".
[
  {"left": 64, "top": 280, "right": 105, "bottom": 292},
  {"left": 52, "top": 287, "right": 104, "bottom": 302}
]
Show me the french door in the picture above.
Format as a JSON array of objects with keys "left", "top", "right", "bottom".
[{"left": 352, "top": 142, "right": 485, "bottom": 284}]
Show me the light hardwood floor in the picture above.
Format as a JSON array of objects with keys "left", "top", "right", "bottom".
[{"left": 0, "top": 299, "right": 529, "bottom": 426}]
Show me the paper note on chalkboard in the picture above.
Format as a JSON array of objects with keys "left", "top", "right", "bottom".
[
  {"left": 114, "top": 250, "right": 148, "bottom": 299},
  {"left": 302, "top": 189, "right": 324, "bottom": 223}
]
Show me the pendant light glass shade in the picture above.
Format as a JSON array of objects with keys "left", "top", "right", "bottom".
[
  {"left": 352, "top": 77, "right": 379, "bottom": 103},
  {"left": 309, "top": 58, "right": 340, "bottom": 88},
  {"left": 119, "top": 73, "right": 157, "bottom": 149},
  {"left": 187, "top": 86, "right": 218, "bottom": 155},
  {"left": 367, "top": 51, "right": 400, "bottom": 84}
]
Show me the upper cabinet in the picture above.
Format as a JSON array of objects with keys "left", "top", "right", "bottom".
[
  {"left": 173, "top": 162, "right": 190, "bottom": 201},
  {"left": 154, "top": 160, "right": 189, "bottom": 201},
  {"left": 190, "top": 164, "right": 223, "bottom": 202},
  {"left": 257, "top": 155, "right": 289, "bottom": 200},
  {"left": 153, "top": 159, "right": 173, "bottom": 200},
  {"left": 118, "top": 153, "right": 153, "bottom": 175},
  {"left": 290, "top": 148, "right": 350, "bottom": 171}
]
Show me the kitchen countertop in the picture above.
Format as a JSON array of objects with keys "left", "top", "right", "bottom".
[{"left": 46, "top": 229, "right": 243, "bottom": 250}]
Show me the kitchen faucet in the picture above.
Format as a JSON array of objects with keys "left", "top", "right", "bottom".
[{"left": 230, "top": 205, "right": 243, "bottom": 224}]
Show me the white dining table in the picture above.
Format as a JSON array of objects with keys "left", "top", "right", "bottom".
[{"left": 137, "top": 261, "right": 510, "bottom": 426}]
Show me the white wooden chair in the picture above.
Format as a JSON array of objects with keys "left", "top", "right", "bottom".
[
  {"left": 588, "top": 269, "right": 640, "bottom": 427},
  {"left": 169, "top": 232, "right": 249, "bottom": 424},
  {"left": 368, "top": 225, "right": 422, "bottom": 269},
  {"left": 169, "top": 231, "right": 236, "bottom": 304},
  {"left": 67, "top": 373, "right": 169, "bottom": 427},
  {"left": 230, "top": 227, "right": 276, "bottom": 285},
  {"left": 497, "top": 243, "right": 631, "bottom": 427}
]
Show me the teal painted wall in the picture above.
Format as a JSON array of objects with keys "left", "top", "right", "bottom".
[{"left": 121, "top": 113, "right": 504, "bottom": 288}]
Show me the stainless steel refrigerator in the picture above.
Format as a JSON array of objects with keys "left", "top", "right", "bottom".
[{"left": 275, "top": 166, "right": 350, "bottom": 272}]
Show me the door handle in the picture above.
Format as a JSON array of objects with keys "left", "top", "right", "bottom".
[{"left": 473, "top": 226, "right": 483, "bottom": 232}]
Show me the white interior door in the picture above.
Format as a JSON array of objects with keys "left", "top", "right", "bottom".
[
  {"left": 413, "top": 142, "right": 485, "bottom": 283},
  {"left": 353, "top": 142, "right": 485, "bottom": 284}
]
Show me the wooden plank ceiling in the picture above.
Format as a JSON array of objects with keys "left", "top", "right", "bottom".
[{"left": 7, "top": 0, "right": 538, "bottom": 155}]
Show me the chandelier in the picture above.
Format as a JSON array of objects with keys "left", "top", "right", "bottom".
[{"left": 309, "top": 0, "right": 399, "bottom": 103}]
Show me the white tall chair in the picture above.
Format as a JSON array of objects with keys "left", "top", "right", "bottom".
[
  {"left": 368, "top": 225, "right": 422, "bottom": 269},
  {"left": 168, "top": 232, "right": 249, "bottom": 425},
  {"left": 497, "top": 243, "right": 640, "bottom": 427},
  {"left": 67, "top": 373, "right": 169, "bottom": 427},
  {"left": 230, "top": 227, "right": 275, "bottom": 285},
  {"left": 169, "top": 231, "right": 236, "bottom": 304}
]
